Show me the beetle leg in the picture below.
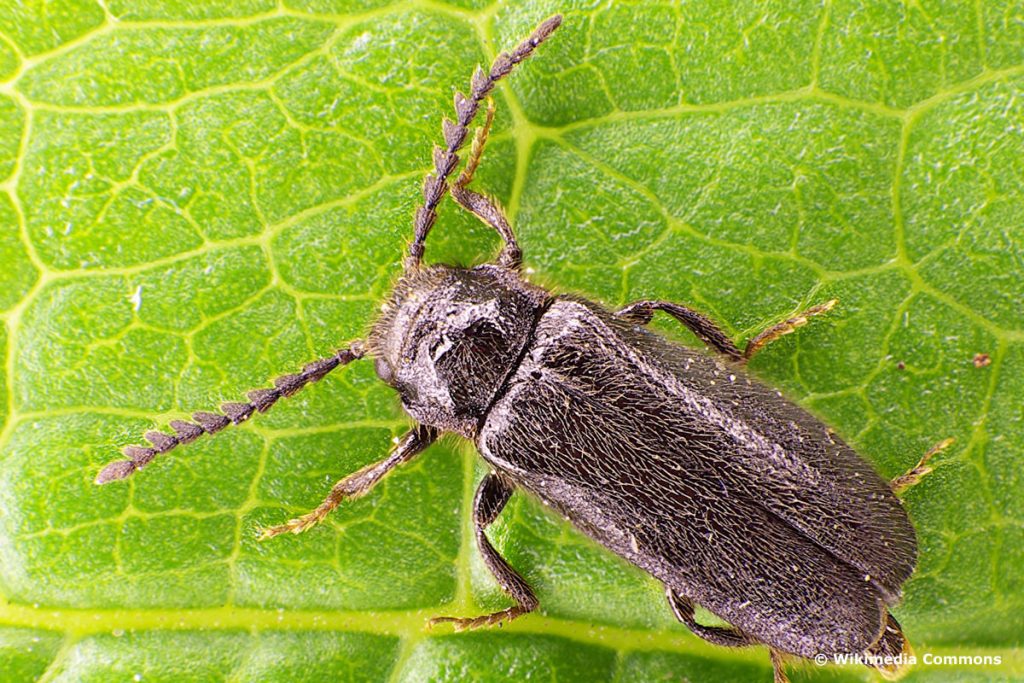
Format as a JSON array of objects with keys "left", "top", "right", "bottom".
[
  {"left": 429, "top": 473, "right": 538, "bottom": 630},
  {"left": 864, "top": 612, "right": 913, "bottom": 678},
  {"left": 456, "top": 97, "right": 495, "bottom": 189},
  {"left": 617, "top": 298, "right": 838, "bottom": 364},
  {"left": 667, "top": 588, "right": 790, "bottom": 680},
  {"left": 742, "top": 299, "right": 838, "bottom": 361},
  {"left": 448, "top": 100, "right": 523, "bottom": 270},
  {"left": 617, "top": 301, "right": 743, "bottom": 361},
  {"left": 769, "top": 648, "right": 791, "bottom": 683},
  {"left": 450, "top": 186, "right": 522, "bottom": 270},
  {"left": 406, "top": 15, "right": 562, "bottom": 270},
  {"left": 891, "top": 437, "right": 954, "bottom": 494},
  {"left": 666, "top": 588, "right": 753, "bottom": 647},
  {"left": 258, "top": 425, "right": 438, "bottom": 539}
]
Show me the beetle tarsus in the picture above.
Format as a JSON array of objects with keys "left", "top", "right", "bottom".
[
  {"left": 769, "top": 648, "right": 790, "bottom": 683},
  {"left": 429, "top": 604, "right": 531, "bottom": 631},
  {"left": 891, "top": 437, "right": 954, "bottom": 495},
  {"left": 743, "top": 299, "right": 838, "bottom": 361},
  {"left": 457, "top": 98, "right": 495, "bottom": 189},
  {"left": 258, "top": 508, "right": 326, "bottom": 540},
  {"left": 427, "top": 473, "right": 539, "bottom": 630},
  {"left": 258, "top": 425, "right": 438, "bottom": 540}
]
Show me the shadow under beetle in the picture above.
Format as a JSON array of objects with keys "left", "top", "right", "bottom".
[{"left": 98, "top": 15, "right": 948, "bottom": 683}]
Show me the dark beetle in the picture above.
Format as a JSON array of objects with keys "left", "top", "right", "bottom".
[{"left": 97, "top": 15, "right": 944, "bottom": 682}]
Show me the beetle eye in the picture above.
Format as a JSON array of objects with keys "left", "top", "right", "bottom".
[{"left": 374, "top": 357, "right": 394, "bottom": 384}]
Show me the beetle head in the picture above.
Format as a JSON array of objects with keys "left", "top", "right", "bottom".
[{"left": 369, "top": 265, "right": 548, "bottom": 437}]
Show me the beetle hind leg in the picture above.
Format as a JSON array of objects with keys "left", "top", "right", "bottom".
[
  {"left": 429, "top": 473, "right": 538, "bottom": 630},
  {"left": 666, "top": 588, "right": 752, "bottom": 647},
  {"left": 667, "top": 589, "right": 791, "bottom": 682},
  {"left": 865, "top": 612, "right": 913, "bottom": 680},
  {"left": 429, "top": 604, "right": 531, "bottom": 632},
  {"left": 769, "top": 648, "right": 791, "bottom": 683}
]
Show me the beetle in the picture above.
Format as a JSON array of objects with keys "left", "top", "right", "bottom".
[{"left": 97, "top": 14, "right": 947, "bottom": 682}]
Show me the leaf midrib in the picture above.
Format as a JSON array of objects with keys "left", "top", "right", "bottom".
[{"left": 1, "top": 596, "right": 1020, "bottom": 675}]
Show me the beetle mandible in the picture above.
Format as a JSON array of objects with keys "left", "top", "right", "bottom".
[{"left": 97, "top": 15, "right": 947, "bottom": 682}]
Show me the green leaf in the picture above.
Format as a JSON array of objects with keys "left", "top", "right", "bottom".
[{"left": 0, "top": 1, "right": 1021, "bottom": 681}]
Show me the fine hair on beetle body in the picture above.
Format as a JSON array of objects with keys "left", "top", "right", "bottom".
[{"left": 97, "top": 14, "right": 951, "bottom": 683}]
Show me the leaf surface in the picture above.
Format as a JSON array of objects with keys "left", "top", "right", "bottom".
[{"left": 0, "top": 1, "right": 1021, "bottom": 680}]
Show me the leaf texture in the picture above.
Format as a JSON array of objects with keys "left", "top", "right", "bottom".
[{"left": 0, "top": 1, "right": 1021, "bottom": 680}]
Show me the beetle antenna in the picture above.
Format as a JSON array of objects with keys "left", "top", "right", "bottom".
[
  {"left": 405, "top": 14, "right": 562, "bottom": 271},
  {"left": 95, "top": 343, "right": 365, "bottom": 484}
]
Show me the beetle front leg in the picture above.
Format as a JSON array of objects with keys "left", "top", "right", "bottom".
[
  {"left": 450, "top": 185, "right": 522, "bottom": 270},
  {"left": 456, "top": 97, "right": 495, "bottom": 190},
  {"left": 405, "top": 15, "right": 561, "bottom": 270},
  {"left": 447, "top": 99, "right": 523, "bottom": 270},
  {"left": 429, "top": 473, "right": 538, "bottom": 630},
  {"left": 259, "top": 424, "right": 438, "bottom": 539}
]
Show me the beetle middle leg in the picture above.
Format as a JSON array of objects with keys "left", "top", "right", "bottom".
[
  {"left": 891, "top": 437, "right": 954, "bottom": 494},
  {"left": 429, "top": 473, "right": 539, "bottom": 630},
  {"left": 617, "top": 301, "right": 743, "bottom": 360},
  {"left": 741, "top": 299, "right": 838, "bottom": 360},
  {"left": 616, "top": 299, "right": 837, "bottom": 363},
  {"left": 259, "top": 425, "right": 438, "bottom": 539}
]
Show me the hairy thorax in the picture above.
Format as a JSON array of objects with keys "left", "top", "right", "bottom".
[{"left": 368, "top": 264, "right": 549, "bottom": 437}]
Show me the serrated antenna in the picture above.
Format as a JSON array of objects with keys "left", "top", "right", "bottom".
[{"left": 405, "top": 14, "right": 562, "bottom": 270}]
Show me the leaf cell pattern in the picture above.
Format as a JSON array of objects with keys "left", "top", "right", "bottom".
[{"left": 0, "top": 0, "right": 1021, "bottom": 680}]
